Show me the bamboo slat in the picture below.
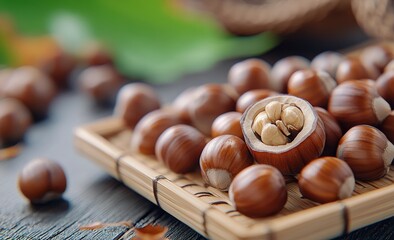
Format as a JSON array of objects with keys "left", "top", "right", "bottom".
[{"left": 74, "top": 117, "right": 394, "bottom": 240}]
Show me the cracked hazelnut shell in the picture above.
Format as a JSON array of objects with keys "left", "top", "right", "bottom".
[
  {"left": 200, "top": 135, "right": 254, "bottom": 191},
  {"left": 229, "top": 164, "right": 287, "bottom": 218},
  {"left": 299, "top": 157, "right": 355, "bottom": 203},
  {"left": 18, "top": 158, "right": 67, "bottom": 204},
  {"left": 328, "top": 80, "right": 391, "bottom": 130},
  {"left": 241, "top": 95, "right": 326, "bottom": 175},
  {"left": 337, "top": 125, "right": 394, "bottom": 181}
]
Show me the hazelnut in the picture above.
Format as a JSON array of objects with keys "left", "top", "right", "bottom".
[
  {"left": 298, "top": 157, "right": 355, "bottom": 204},
  {"left": 78, "top": 65, "right": 124, "bottom": 104},
  {"left": 200, "top": 135, "right": 254, "bottom": 191},
  {"left": 384, "top": 59, "right": 394, "bottom": 73},
  {"left": 335, "top": 58, "right": 369, "bottom": 84},
  {"left": 315, "top": 107, "right": 342, "bottom": 156},
  {"left": 188, "top": 84, "right": 236, "bottom": 136},
  {"left": 376, "top": 71, "right": 394, "bottom": 108},
  {"left": 241, "top": 96, "right": 325, "bottom": 175},
  {"left": 0, "top": 66, "right": 57, "bottom": 118},
  {"left": 0, "top": 98, "right": 32, "bottom": 147},
  {"left": 270, "top": 56, "right": 310, "bottom": 93},
  {"left": 381, "top": 111, "right": 394, "bottom": 143},
  {"left": 229, "top": 164, "right": 287, "bottom": 218},
  {"left": 360, "top": 45, "right": 392, "bottom": 78},
  {"left": 81, "top": 42, "right": 114, "bottom": 66},
  {"left": 311, "top": 51, "right": 344, "bottom": 77},
  {"left": 131, "top": 109, "right": 183, "bottom": 156},
  {"left": 18, "top": 158, "right": 67, "bottom": 203},
  {"left": 236, "top": 89, "right": 279, "bottom": 113},
  {"left": 114, "top": 83, "right": 161, "bottom": 129},
  {"left": 227, "top": 58, "right": 270, "bottom": 95},
  {"left": 171, "top": 87, "right": 196, "bottom": 124},
  {"left": 38, "top": 51, "right": 76, "bottom": 88},
  {"left": 337, "top": 125, "right": 394, "bottom": 181},
  {"left": 155, "top": 125, "right": 206, "bottom": 174},
  {"left": 211, "top": 112, "right": 243, "bottom": 139},
  {"left": 287, "top": 70, "right": 336, "bottom": 108},
  {"left": 328, "top": 80, "right": 391, "bottom": 130}
]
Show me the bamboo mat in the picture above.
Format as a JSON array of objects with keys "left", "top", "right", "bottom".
[{"left": 74, "top": 117, "right": 394, "bottom": 240}]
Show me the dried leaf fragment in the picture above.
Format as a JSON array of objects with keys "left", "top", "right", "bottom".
[
  {"left": 134, "top": 224, "right": 168, "bottom": 240},
  {"left": 79, "top": 220, "right": 133, "bottom": 230}
]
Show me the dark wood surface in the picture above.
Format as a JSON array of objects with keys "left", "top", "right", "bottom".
[{"left": 1, "top": 34, "right": 394, "bottom": 240}]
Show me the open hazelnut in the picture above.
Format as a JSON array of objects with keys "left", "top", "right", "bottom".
[
  {"left": 328, "top": 80, "right": 391, "bottom": 130},
  {"left": 241, "top": 95, "right": 325, "bottom": 175},
  {"left": 311, "top": 51, "right": 344, "bottom": 77},
  {"left": 236, "top": 89, "right": 279, "bottom": 113},
  {"left": 78, "top": 65, "right": 124, "bottom": 104},
  {"left": 155, "top": 125, "right": 206, "bottom": 174},
  {"left": 315, "top": 107, "right": 342, "bottom": 156},
  {"left": 227, "top": 58, "right": 270, "bottom": 95},
  {"left": 18, "top": 158, "right": 67, "bottom": 204},
  {"left": 270, "top": 56, "right": 310, "bottom": 93},
  {"left": 376, "top": 71, "right": 394, "bottom": 108},
  {"left": 298, "top": 157, "right": 355, "bottom": 204},
  {"left": 335, "top": 58, "right": 370, "bottom": 84},
  {"left": 188, "top": 84, "right": 236, "bottom": 136},
  {"left": 287, "top": 70, "right": 336, "bottom": 108},
  {"left": 200, "top": 135, "right": 253, "bottom": 191},
  {"left": 114, "top": 83, "right": 161, "bottom": 129},
  {"left": 0, "top": 66, "right": 57, "bottom": 118},
  {"left": 0, "top": 98, "right": 32, "bottom": 147},
  {"left": 381, "top": 111, "right": 394, "bottom": 143},
  {"left": 337, "top": 125, "right": 394, "bottom": 181},
  {"left": 229, "top": 164, "right": 287, "bottom": 218},
  {"left": 131, "top": 109, "right": 183, "bottom": 156},
  {"left": 211, "top": 112, "right": 243, "bottom": 139}
]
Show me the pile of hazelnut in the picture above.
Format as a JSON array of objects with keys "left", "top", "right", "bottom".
[
  {"left": 0, "top": 40, "right": 125, "bottom": 203},
  {"left": 114, "top": 44, "right": 394, "bottom": 219}
]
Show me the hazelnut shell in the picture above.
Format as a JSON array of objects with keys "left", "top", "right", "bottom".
[
  {"left": 211, "top": 112, "right": 243, "bottom": 139},
  {"left": 315, "top": 107, "right": 342, "bottom": 156},
  {"left": 241, "top": 95, "right": 326, "bottom": 175},
  {"left": 236, "top": 89, "right": 279, "bottom": 113}
]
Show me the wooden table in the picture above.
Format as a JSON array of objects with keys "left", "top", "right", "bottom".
[{"left": 1, "top": 36, "right": 394, "bottom": 240}]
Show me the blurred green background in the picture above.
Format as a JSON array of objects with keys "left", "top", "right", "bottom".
[{"left": 0, "top": 0, "right": 277, "bottom": 83}]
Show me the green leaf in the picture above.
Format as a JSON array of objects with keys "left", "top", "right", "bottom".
[{"left": 0, "top": 0, "right": 278, "bottom": 83}]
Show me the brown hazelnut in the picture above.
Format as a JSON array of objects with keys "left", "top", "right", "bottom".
[
  {"left": 38, "top": 51, "right": 76, "bottom": 88},
  {"left": 229, "top": 164, "right": 287, "bottom": 218},
  {"left": 81, "top": 42, "right": 113, "bottom": 66},
  {"left": 78, "top": 65, "right": 124, "bottom": 104},
  {"left": 155, "top": 125, "right": 206, "bottom": 174},
  {"left": 270, "top": 56, "right": 310, "bottom": 93},
  {"left": 236, "top": 89, "right": 279, "bottom": 113},
  {"left": 0, "top": 98, "right": 32, "bottom": 147},
  {"left": 0, "top": 66, "right": 57, "bottom": 118},
  {"left": 200, "top": 135, "right": 254, "bottom": 191},
  {"left": 211, "top": 112, "right": 243, "bottom": 139},
  {"left": 287, "top": 70, "right": 336, "bottom": 108},
  {"left": 337, "top": 125, "right": 394, "bottom": 181},
  {"left": 381, "top": 111, "right": 394, "bottom": 143},
  {"left": 315, "top": 107, "right": 342, "bottom": 156},
  {"left": 188, "top": 84, "right": 236, "bottom": 136},
  {"left": 328, "top": 80, "right": 391, "bottom": 130},
  {"left": 18, "top": 158, "right": 67, "bottom": 203},
  {"left": 311, "top": 51, "right": 344, "bottom": 77},
  {"left": 384, "top": 59, "right": 394, "bottom": 73},
  {"left": 171, "top": 87, "right": 196, "bottom": 124},
  {"left": 227, "top": 58, "right": 270, "bottom": 95},
  {"left": 335, "top": 58, "right": 369, "bottom": 84},
  {"left": 131, "top": 109, "right": 183, "bottom": 156},
  {"left": 298, "top": 157, "right": 355, "bottom": 204},
  {"left": 360, "top": 45, "right": 392, "bottom": 78},
  {"left": 241, "top": 96, "right": 325, "bottom": 175},
  {"left": 376, "top": 71, "right": 394, "bottom": 108},
  {"left": 114, "top": 83, "right": 161, "bottom": 129}
]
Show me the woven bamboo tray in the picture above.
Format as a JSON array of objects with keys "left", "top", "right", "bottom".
[{"left": 74, "top": 117, "right": 394, "bottom": 240}]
